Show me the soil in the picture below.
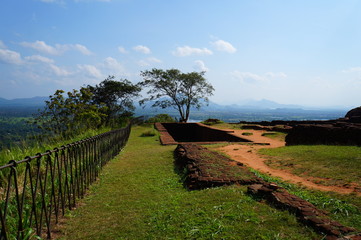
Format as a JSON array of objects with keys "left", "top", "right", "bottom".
[{"left": 217, "top": 129, "right": 361, "bottom": 196}]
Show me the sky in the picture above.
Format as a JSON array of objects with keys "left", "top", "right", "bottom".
[{"left": 1, "top": 0, "right": 361, "bottom": 108}]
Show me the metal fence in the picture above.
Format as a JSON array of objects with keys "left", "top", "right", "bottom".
[{"left": 0, "top": 123, "right": 131, "bottom": 239}]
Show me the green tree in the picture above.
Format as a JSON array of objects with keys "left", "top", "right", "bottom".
[
  {"left": 88, "top": 76, "right": 141, "bottom": 125},
  {"left": 33, "top": 87, "right": 107, "bottom": 137},
  {"left": 139, "top": 68, "right": 214, "bottom": 122}
]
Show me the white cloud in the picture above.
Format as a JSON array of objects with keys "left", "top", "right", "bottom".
[
  {"left": 20, "top": 41, "right": 59, "bottom": 55},
  {"left": 211, "top": 40, "right": 237, "bottom": 53},
  {"left": 77, "top": 64, "right": 102, "bottom": 78},
  {"left": 231, "top": 71, "right": 266, "bottom": 83},
  {"left": 25, "top": 55, "right": 54, "bottom": 64},
  {"left": 137, "top": 57, "right": 162, "bottom": 67},
  {"left": 20, "top": 40, "right": 92, "bottom": 55},
  {"left": 230, "top": 71, "right": 288, "bottom": 84},
  {"left": 0, "top": 49, "right": 23, "bottom": 65},
  {"left": 102, "top": 57, "right": 127, "bottom": 76},
  {"left": 0, "top": 40, "right": 6, "bottom": 49},
  {"left": 172, "top": 46, "right": 213, "bottom": 57},
  {"left": 118, "top": 46, "right": 127, "bottom": 54},
  {"left": 72, "top": 44, "right": 93, "bottom": 55},
  {"left": 193, "top": 60, "right": 209, "bottom": 72},
  {"left": 49, "top": 64, "right": 71, "bottom": 76},
  {"left": 133, "top": 45, "right": 151, "bottom": 54}
]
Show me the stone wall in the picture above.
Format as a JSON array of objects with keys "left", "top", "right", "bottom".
[{"left": 286, "top": 123, "right": 361, "bottom": 146}]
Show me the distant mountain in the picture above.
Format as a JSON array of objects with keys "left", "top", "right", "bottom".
[
  {"left": 0, "top": 96, "right": 47, "bottom": 107},
  {"left": 0, "top": 96, "right": 349, "bottom": 121}
]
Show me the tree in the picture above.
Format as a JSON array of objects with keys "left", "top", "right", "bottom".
[
  {"left": 139, "top": 68, "right": 214, "bottom": 122},
  {"left": 88, "top": 76, "right": 141, "bottom": 125},
  {"left": 33, "top": 87, "right": 107, "bottom": 138}
]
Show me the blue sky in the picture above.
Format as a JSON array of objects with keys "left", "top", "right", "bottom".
[{"left": 1, "top": 0, "right": 361, "bottom": 108}]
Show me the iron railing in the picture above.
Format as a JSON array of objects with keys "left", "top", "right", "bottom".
[{"left": 0, "top": 123, "right": 131, "bottom": 239}]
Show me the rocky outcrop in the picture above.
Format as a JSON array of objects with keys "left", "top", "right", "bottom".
[{"left": 345, "top": 107, "right": 361, "bottom": 123}]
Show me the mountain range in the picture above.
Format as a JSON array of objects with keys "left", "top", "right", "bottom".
[{"left": 0, "top": 96, "right": 350, "bottom": 121}]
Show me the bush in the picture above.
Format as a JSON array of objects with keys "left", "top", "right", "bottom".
[
  {"left": 201, "top": 118, "right": 224, "bottom": 125},
  {"left": 146, "top": 114, "right": 176, "bottom": 123}
]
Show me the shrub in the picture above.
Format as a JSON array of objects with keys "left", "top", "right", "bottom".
[
  {"left": 201, "top": 118, "right": 224, "bottom": 125},
  {"left": 146, "top": 114, "right": 176, "bottom": 123}
]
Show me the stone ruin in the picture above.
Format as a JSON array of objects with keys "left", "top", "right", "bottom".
[
  {"left": 285, "top": 106, "right": 361, "bottom": 146},
  {"left": 174, "top": 144, "right": 361, "bottom": 240}
]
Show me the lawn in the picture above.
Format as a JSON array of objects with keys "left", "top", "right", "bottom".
[
  {"left": 259, "top": 145, "right": 361, "bottom": 187},
  {"left": 59, "top": 125, "right": 321, "bottom": 239}
]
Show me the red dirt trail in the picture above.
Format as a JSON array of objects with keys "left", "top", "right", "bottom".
[{"left": 217, "top": 129, "right": 361, "bottom": 196}]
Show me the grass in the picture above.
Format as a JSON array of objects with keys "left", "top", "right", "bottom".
[
  {"left": 261, "top": 132, "right": 287, "bottom": 141},
  {"left": 259, "top": 145, "right": 361, "bottom": 187},
  {"left": 0, "top": 127, "right": 112, "bottom": 166},
  {"left": 59, "top": 125, "right": 321, "bottom": 239},
  {"left": 250, "top": 169, "right": 361, "bottom": 230},
  {"left": 242, "top": 132, "right": 253, "bottom": 136}
]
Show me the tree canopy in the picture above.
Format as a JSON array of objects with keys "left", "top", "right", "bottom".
[
  {"left": 139, "top": 68, "right": 214, "bottom": 122},
  {"left": 33, "top": 87, "right": 107, "bottom": 137},
  {"left": 33, "top": 76, "right": 140, "bottom": 138},
  {"left": 88, "top": 76, "right": 141, "bottom": 125}
]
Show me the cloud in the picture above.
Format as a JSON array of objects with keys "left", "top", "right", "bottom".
[
  {"left": 193, "top": 60, "right": 209, "bottom": 72},
  {"left": 137, "top": 57, "right": 162, "bottom": 67},
  {"left": 77, "top": 64, "right": 102, "bottom": 78},
  {"left": 211, "top": 40, "right": 237, "bottom": 53},
  {"left": 230, "top": 71, "right": 287, "bottom": 84},
  {"left": 0, "top": 40, "right": 6, "bottom": 49},
  {"left": 72, "top": 44, "right": 93, "bottom": 55},
  {"left": 25, "top": 55, "right": 54, "bottom": 64},
  {"left": 20, "top": 40, "right": 92, "bottom": 55},
  {"left": 172, "top": 46, "right": 213, "bottom": 57},
  {"left": 20, "top": 41, "right": 59, "bottom": 55},
  {"left": 118, "top": 46, "right": 127, "bottom": 54},
  {"left": 133, "top": 45, "right": 151, "bottom": 54},
  {"left": 49, "top": 64, "right": 71, "bottom": 76},
  {"left": 0, "top": 49, "right": 23, "bottom": 65},
  {"left": 102, "top": 57, "right": 127, "bottom": 76},
  {"left": 231, "top": 71, "right": 265, "bottom": 83}
]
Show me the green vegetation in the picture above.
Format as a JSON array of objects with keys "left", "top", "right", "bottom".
[
  {"left": 139, "top": 68, "right": 214, "bottom": 122},
  {"left": 261, "top": 132, "right": 287, "bottom": 141},
  {"left": 201, "top": 118, "right": 224, "bottom": 125},
  {"left": 242, "top": 132, "right": 253, "bottom": 136},
  {"left": 251, "top": 169, "right": 361, "bottom": 230},
  {"left": 259, "top": 145, "right": 361, "bottom": 187},
  {"left": 0, "top": 126, "right": 111, "bottom": 166},
  {"left": 31, "top": 77, "right": 140, "bottom": 139},
  {"left": 146, "top": 113, "right": 176, "bottom": 123},
  {"left": 0, "top": 117, "right": 41, "bottom": 150},
  {"left": 60, "top": 125, "right": 321, "bottom": 239}
]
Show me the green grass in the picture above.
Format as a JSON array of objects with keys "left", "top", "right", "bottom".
[
  {"left": 0, "top": 127, "right": 111, "bottom": 166},
  {"left": 261, "top": 132, "right": 287, "bottom": 141},
  {"left": 242, "top": 132, "right": 253, "bottom": 136},
  {"left": 250, "top": 169, "right": 361, "bottom": 230},
  {"left": 259, "top": 145, "right": 361, "bottom": 187},
  {"left": 59, "top": 125, "right": 321, "bottom": 239}
]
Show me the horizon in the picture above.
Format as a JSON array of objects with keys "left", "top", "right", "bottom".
[
  {"left": 0, "top": 95, "right": 356, "bottom": 111},
  {"left": 1, "top": 1, "right": 361, "bottom": 108}
]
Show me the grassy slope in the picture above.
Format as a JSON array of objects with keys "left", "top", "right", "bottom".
[
  {"left": 258, "top": 144, "right": 361, "bottom": 230},
  {"left": 259, "top": 145, "right": 361, "bottom": 187},
  {"left": 59, "top": 125, "right": 320, "bottom": 240}
]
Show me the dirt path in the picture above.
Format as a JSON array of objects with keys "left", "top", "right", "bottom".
[{"left": 217, "top": 129, "right": 360, "bottom": 195}]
